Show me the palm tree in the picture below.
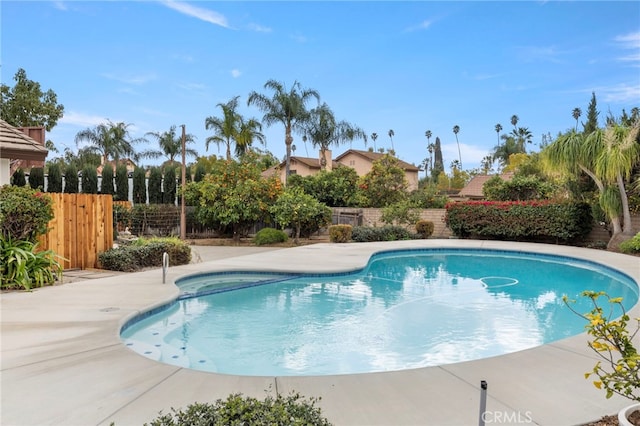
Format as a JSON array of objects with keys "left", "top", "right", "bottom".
[
  {"left": 495, "top": 124, "right": 503, "bottom": 146},
  {"left": 74, "top": 120, "right": 141, "bottom": 166},
  {"left": 543, "top": 121, "right": 640, "bottom": 248},
  {"left": 247, "top": 79, "right": 320, "bottom": 182},
  {"left": 371, "top": 132, "right": 378, "bottom": 150},
  {"left": 235, "top": 118, "right": 266, "bottom": 158},
  {"left": 452, "top": 125, "right": 462, "bottom": 168},
  {"left": 388, "top": 129, "right": 395, "bottom": 151},
  {"left": 303, "top": 103, "right": 366, "bottom": 170},
  {"left": 510, "top": 114, "right": 519, "bottom": 130},
  {"left": 513, "top": 126, "right": 533, "bottom": 152},
  {"left": 140, "top": 125, "right": 198, "bottom": 166},
  {"left": 205, "top": 96, "right": 242, "bottom": 161},
  {"left": 572, "top": 108, "right": 582, "bottom": 131},
  {"left": 492, "top": 136, "right": 521, "bottom": 169}
]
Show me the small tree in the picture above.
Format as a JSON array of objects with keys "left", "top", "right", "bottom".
[
  {"left": 115, "top": 164, "right": 128, "bottom": 201},
  {"left": 12, "top": 168, "right": 26, "bottom": 186},
  {"left": 358, "top": 154, "right": 408, "bottom": 207},
  {"left": 81, "top": 165, "right": 98, "bottom": 194},
  {"left": 64, "top": 164, "right": 78, "bottom": 193},
  {"left": 148, "top": 167, "right": 162, "bottom": 204},
  {"left": 46, "top": 163, "right": 63, "bottom": 193},
  {"left": 132, "top": 166, "right": 147, "bottom": 204},
  {"left": 101, "top": 164, "right": 114, "bottom": 196},
  {"left": 269, "top": 187, "right": 331, "bottom": 244},
  {"left": 28, "top": 167, "right": 45, "bottom": 191},
  {"left": 163, "top": 166, "right": 176, "bottom": 205}
]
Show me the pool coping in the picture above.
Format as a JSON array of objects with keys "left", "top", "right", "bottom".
[{"left": 1, "top": 240, "right": 639, "bottom": 425}]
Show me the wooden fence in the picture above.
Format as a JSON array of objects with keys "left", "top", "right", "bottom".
[{"left": 38, "top": 193, "right": 114, "bottom": 270}]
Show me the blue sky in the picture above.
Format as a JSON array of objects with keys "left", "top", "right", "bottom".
[{"left": 2, "top": 1, "right": 639, "bottom": 173}]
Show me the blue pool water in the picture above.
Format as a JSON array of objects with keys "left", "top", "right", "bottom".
[{"left": 121, "top": 249, "right": 638, "bottom": 376}]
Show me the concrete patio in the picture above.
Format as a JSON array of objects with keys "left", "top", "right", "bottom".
[{"left": 1, "top": 240, "right": 639, "bottom": 426}]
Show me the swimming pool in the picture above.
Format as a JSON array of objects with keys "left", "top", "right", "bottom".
[{"left": 121, "top": 248, "right": 638, "bottom": 376}]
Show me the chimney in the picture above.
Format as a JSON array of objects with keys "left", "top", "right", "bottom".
[{"left": 320, "top": 149, "right": 332, "bottom": 172}]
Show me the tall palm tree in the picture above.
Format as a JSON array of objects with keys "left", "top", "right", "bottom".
[
  {"left": 495, "top": 123, "right": 502, "bottom": 146},
  {"left": 492, "top": 136, "right": 521, "bottom": 169},
  {"left": 572, "top": 107, "right": 582, "bottom": 131},
  {"left": 140, "top": 125, "right": 198, "bottom": 166},
  {"left": 370, "top": 132, "right": 378, "bottom": 150},
  {"left": 74, "top": 120, "right": 141, "bottom": 166},
  {"left": 510, "top": 114, "right": 519, "bottom": 130},
  {"left": 388, "top": 129, "right": 395, "bottom": 151},
  {"left": 452, "top": 125, "right": 462, "bottom": 168},
  {"left": 247, "top": 79, "right": 320, "bottom": 182},
  {"left": 512, "top": 126, "right": 533, "bottom": 152},
  {"left": 303, "top": 103, "right": 366, "bottom": 170},
  {"left": 235, "top": 118, "right": 266, "bottom": 158},
  {"left": 205, "top": 96, "right": 243, "bottom": 161}
]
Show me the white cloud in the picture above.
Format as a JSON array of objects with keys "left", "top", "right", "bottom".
[
  {"left": 598, "top": 83, "right": 640, "bottom": 104},
  {"left": 160, "top": 1, "right": 229, "bottom": 28},
  {"left": 59, "top": 111, "right": 108, "bottom": 128},
  {"left": 405, "top": 19, "right": 433, "bottom": 32},
  {"left": 247, "top": 23, "right": 272, "bottom": 33},
  {"left": 53, "top": 1, "right": 68, "bottom": 11},
  {"left": 230, "top": 69, "right": 242, "bottom": 78},
  {"left": 101, "top": 73, "right": 157, "bottom": 85},
  {"left": 614, "top": 31, "right": 640, "bottom": 66}
]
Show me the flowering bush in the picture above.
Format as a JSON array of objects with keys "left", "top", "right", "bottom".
[
  {"left": 563, "top": 291, "right": 639, "bottom": 402},
  {"left": 445, "top": 200, "right": 592, "bottom": 242},
  {"left": 0, "top": 185, "right": 54, "bottom": 242}
]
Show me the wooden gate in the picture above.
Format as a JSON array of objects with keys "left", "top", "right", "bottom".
[{"left": 38, "top": 193, "right": 114, "bottom": 270}]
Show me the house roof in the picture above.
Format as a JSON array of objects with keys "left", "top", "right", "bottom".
[
  {"left": 335, "top": 149, "right": 420, "bottom": 172},
  {"left": 457, "top": 173, "right": 514, "bottom": 198},
  {"left": 0, "top": 119, "right": 48, "bottom": 161}
]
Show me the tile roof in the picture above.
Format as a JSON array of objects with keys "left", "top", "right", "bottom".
[
  {"left": 0, "top": 119, "right": 48, "bottom": 161},
  {"left": 457, "top": 173, "right": 514, "bottom": 199}
]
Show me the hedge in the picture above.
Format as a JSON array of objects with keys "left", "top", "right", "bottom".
[{"left": 445, "top": 200, "right": 593, "bottom": 242}]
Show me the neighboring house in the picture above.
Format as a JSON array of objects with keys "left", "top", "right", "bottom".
[
  {"left": 335, "top": 149, "right": 420, "bottom": 191},
  {"left": 97, "top": 158, "right": 137, "bottom": 176},
  {"left": 0, "top": 119, "right": 48, "bottom": 186},
  {"left": 456, "top": 173, "right": 514, "bottom": 200},
  {"left": 263, "top": 149, "right": 421, "bottom": 191}
]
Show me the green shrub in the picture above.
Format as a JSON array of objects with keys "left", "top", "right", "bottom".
[
  {"left": 351, "top": 225, "right": 414, "bottom": 242},
  {"left": 163, "top": 167, "right": 177, "bottom": 205},
  {"left": 620, "top": 233, "right": 640, "bottom": 254},
  {"left": 0, "top": 237, "right": 62, "bottom": 290},
  {"left": 12, "top": 168, "right": 26, "bottom": 186},
  {"left": 329, "top": 224, "right": 352, "bottom": 243},
  {"left": 99, "top": 237, "right": 191, "bottom": 272},
  {"left": 483, "top": 174, "right": 556, "bottom": 201},
  {"left": 28, "top": 167, "right": 45, "bottom": 191},
  {"left": 101, "top": 165, "right": 114, "bottom": 196},
  {"left": 47, "top": 163, "right": 63, "bottom": 193},
  {"left": 81, "top": 165, "right": 98, "bottom": 194},
  {"left": 64, "top": 164, "right": 78, "bottom": 193},
  {"left": 445, "top": 200, "right": 593, "bottom": 242},
  {"left": 145, "top": 392, "right": 332, "bottom": 426},
  {"left": 148, "top": 167, "right": 163, "bottom": 204},
  {"left": 113, "top": 203, "right": 132, "bottom": 233},
  {"left": 254, "top": 228, "right": 288, "bottom": 245},
  {"left": 132, "top": 166, "right": 147, "bottom": 204},
  {"left": 115, "top": 164, "right": 129, "bottom": 201},
  {"left": 415, "top": 220, "right": 434, "bottom": 238},
  {"left": 0, "top": 185, "right": 54, "bottom": 242}
]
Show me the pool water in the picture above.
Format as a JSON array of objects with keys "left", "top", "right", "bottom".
[{"left": 121, "top": 249, "right": 638, "bottom": 376}]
